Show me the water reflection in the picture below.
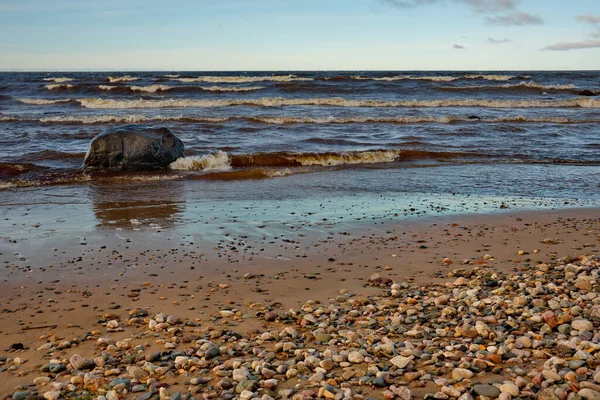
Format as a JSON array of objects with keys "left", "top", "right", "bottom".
[{"left": 91, "top": 180, "right": 185, "bottom": 229}]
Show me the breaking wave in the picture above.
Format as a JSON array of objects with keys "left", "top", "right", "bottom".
[
  {"left": 70, "top": 96, "right": 600, "bottom": 109},
  {"left": 46, "top": 83, "right": 76, "bottom": 90},
  {"left": 439, "top": 81, "right": 578, "bottom": 92},
  {"left": 4, "top": 114, "right": 600, "bottom": 125},
  {"left": 17, "top": 98, "right": 74, "bottom": 105},
  {"left": 107, "top": 76, "right": 138, "bottom": 83},
  {"left": 37, "top": 115, "right": 229, "bottom": 124},
  {"left": 97, "top": 84, "right": 265, "bottom": 93},
  {"left": 172, "top": 149, "right": 482, "bottom": 171},
  {"left": 175, "top": 75, "right": 313, "bottom": 83},
  {"left": 43, "top": 77, "right": 73, "bottom": 83},
  {"left": 170, "top": 151, "right": 232, "bottom": 171},
  {"left": 325, "top": 74, "right": 521, "bottom": 82}
]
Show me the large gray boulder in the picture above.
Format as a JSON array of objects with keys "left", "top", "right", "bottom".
[{"left": 83, "top": 125, "right": 184, "bottom": 170}]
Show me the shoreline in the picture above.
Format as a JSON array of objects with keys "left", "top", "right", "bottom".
[{"left": 0, "top": 207, "right": 598, "bottom": 398}]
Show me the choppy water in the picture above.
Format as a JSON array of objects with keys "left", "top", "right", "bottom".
[{"left": 0, "top": 71, "right": 598, "bottom": 229}]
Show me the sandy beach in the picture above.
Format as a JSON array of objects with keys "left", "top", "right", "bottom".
[{"left": 1, "top": 207, "right": 598, "bottom": 399}]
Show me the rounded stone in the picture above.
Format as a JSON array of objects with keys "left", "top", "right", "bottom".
[{"left": 473, "top": 384, "right": 501, "bottom": 398}]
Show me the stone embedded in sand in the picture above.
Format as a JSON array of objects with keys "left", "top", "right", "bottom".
[
  {"left": 83, "top": 125, "right": 184, "bottom": 171},
  {"left": 264, "top": 311, "right": 278, "bottom": 322},
  {"left": 442, "top": 386, "right": 462, "bottom": 397},
  {"left": 473, "top": 384, "right": 501, "bottom": 398},
  {"left": 69, "top": 354, "right": 95, "bottom": 370},
  {"left": 348, "top": 351, "right": 365, "bottom": 363},
  {"left": 452, "top": 368, "right": 474, "bottom": 381},
  {"left": 390, "top": 355, "right": 410, "bottom": 369},
  {"left": 43, "top": 391, "right": 61, "bottom": 400}
]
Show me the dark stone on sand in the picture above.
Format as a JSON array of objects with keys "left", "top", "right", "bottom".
[
  {"left": 373, "top": 376, "right": 387, "bottom": 387},
  {"left": 204, "top": 346, "right": 220, "bottom": 359},
  {"left": 10, "top": 343, "right": 24, "bottom": 350},
  {"left": 473, "top": 384, "right": 501, "bottom": 398},
  {"left": 48, "top": 363, "right": 66, "bottom": 373},
  {"left": 83, "top": 125, "right": 184, "bottom": 171},
  {"left": 12, "top": 392, "right": 29, "bottom": 400},
  {"left": 578, "top": 90, "right": 597, "bottom": 96}
]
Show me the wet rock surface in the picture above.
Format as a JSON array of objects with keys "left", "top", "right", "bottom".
[{"left": 83, "top": 125, "right": 184, "bottom": 171}]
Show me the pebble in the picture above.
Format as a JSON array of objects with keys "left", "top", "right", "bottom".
[
  {"left": 69, "top": 354, "right": 95, "bottom": 370},
  {"left": 43, "top": 391, "right": 61, "bottom": 400},
  {"left": 499, "top": 382, "right": 519, "bottom": 397},
  {"left": 348, "top": 351, "right": 365, "bottom": 363},
  {"left": 451, "top": 368, "right": 473, "bottom": 381},
  {"left": 473, "top": 384, "right": 501, "bottom": 398},
  {"left": 572, "top": 319, "right": 594, "bottom": 332},
  {"left": 390, "top": 355, "right": 410, "bottom": 369}
]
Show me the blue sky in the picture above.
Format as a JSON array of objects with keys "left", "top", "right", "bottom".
[{"left": 0, "top": 0, "right": 599, "bottom": 70}]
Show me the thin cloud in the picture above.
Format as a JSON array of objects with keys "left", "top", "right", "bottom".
[
  {"left": 379, "top": 0, "right": 442, "bottom": 7},
  {"left": 487, "top": 37, "right": 511, "bottom": 44},
  {"left": 463, "top": 0, "right": 516, "bottom": 14},
  {"left": 453, "top": 44, "right": 466, "bottom": 49},
  {"left": 380, "top": 0, "right": 544, "bottom": 25},
  {"left": 486, "top": 11, "right": 543, "bottom": 26},
  {"left": 541, "top": 39, "right": 600, "bottom": 51},
  {"left": 576, "top": 15, "right": 600, "bottom": 24}
]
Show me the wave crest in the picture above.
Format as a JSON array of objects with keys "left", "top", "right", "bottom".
[
  {"left": 175, "top": 75, "right": 312, "bottom": 83},
  {"left": 107, "top": 76, "right": 138, "bottom": 83},
  {"left": 440, "top": 81, "right": 577, "bottom": 92},
  {"left": 43, "top": 77, "right": 73, "bottom": 83},
  {"left": 170, "top": 151, "right": 232, "bottom": 171},
  {"left": 17, "top": 98, "right": 73, "bottom": 105},
  {"left": 46, "top": 83, "right": 75, "bottom": 90},
  {"left": 72, "top": 96, "right": 600, "bottom": 109}
]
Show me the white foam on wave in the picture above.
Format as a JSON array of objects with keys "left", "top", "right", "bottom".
[
  {"left": 175, "top": 75, "right": 312, "bottom": 83},
  {"left": 38, "top": 115, "right": 229, "bottom": 124},
  {"left": 45, "top": 84, "right": 75, "bottom": 90},
  {"left": 126, "top": 84, "right": 265, "bottom": 93},
  {"left": 170, "top": 151, "right": 232, "bottom": 171},
  {"left": 17, "top": 98, "right": 72, "bottom": 105},
  {"left": 98, "top": 85, "right": 118, "bottom": 91},
  {"left": 463, "top": 74, "right": 516, "bottom": 81},
  {"left": 290, "top": 150, "right": 399, "bottom": 166},
  {"left": 129, "top": 84, "right": 173, "bottom": 92},
  {"left": 353, "top": 75, "right": 459, "bottom": 82},
  {"left": 107, "top": 76, "right": 138, "bottom": 83},
  {"left": 351, "top": 74, "right": 517, "bottom": 82},
  {"left": 442, "top": 81, "right": 577, "bottom": 91},
  {"left": 73, "top": 96, "right": 600, "bottom": 109},
  {"left": 43, "top": 77, "right": 73, "bottom": 83},
  {"left": 199, "top": 85, "right": 266, "bottom": 92},
  {"left": 0, "top": 116, "right": 26, "bottom": 122},
  {"left": 5, "top": 114, "right": 598, "bottom": 125},
  {"left": 40, "top": 115, "right": 151, "bottom": 124},
  {"left": 164, "top": 74, "right": 180, "bottom": 78}
]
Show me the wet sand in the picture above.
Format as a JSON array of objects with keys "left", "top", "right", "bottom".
[{"left": 0, "top": 208, "right": 598, "bottom": 399}]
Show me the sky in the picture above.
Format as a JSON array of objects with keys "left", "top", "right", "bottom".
[{"left": 0, "top": 0, "right": 599, "bottom": 71}]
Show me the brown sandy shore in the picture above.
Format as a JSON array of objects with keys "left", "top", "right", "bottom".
[{"left": 0, "top": 208, "right": 599, "bottom": 400}]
